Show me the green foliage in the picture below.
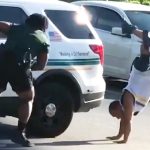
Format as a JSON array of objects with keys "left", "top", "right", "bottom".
[
  {"left": 62, "top": 0, "right": 74, "bottom": 2},
  {"left": 129, "top": 0, "right": 140, "bottom": 3},
  {"left": 62, "top": 0, "right": 150, "bottom": 5},
  {"left": 142, "top": 0, "right": 150, "bottom": 5},
  {"left": 128, "top": 0, "right": 150, "bottom": 4}
]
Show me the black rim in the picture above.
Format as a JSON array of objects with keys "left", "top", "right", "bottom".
[{"left": 28, "top": 82, "right": 73, "bottom": 137}]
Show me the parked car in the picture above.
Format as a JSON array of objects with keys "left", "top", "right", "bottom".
[
  {"left": 0, "top": 0, "right": 106, "bottom": 138},
  {"left": 73, "top": 1, "right": 150, "bottom": 80}
]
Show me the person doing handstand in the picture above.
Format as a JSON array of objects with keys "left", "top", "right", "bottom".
[{"left": 107, "top": 20, "right": 150, "bottom": 144}]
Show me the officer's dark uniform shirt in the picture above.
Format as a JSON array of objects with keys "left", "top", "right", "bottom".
[
  {"left": 0, "top": 24, "right": 50, "bottom": 92},
  {"left": 4, "top": 24, "right": 50, "bottom": 63}
]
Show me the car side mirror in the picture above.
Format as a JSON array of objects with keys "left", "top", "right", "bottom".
[
  {"left": 111, "top": 27, "right": 131, "bottom": 38},
  {"left": 111, "top": 27, "right": 122, "bottom": 35}
]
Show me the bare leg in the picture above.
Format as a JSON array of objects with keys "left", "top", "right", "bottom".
[
  {"left": 17, "top": 86, "right": 35, "bottom": 125},
  {"left": 121, "top": 90, "right": 135, "bottom": 106},
  {"left": 12, "top": 86, "right": 35, "bottom": 147}
]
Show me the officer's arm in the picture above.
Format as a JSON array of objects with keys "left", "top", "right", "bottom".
[
  {"left": 32, "top": 51, "right": 48, "bottom": 70},
  {"left": 122, "top": 20, "right": 143, "bottom": 39},
  {"left": 0, "top": 22, "right": 11, "bottom": 34},
  {"left": 133, "top": 29, "right": 143, "bottom": 39}
]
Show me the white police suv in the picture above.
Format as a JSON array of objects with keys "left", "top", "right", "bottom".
[{"left": 0, "top": 0, "right": 106, "bottom": 137}]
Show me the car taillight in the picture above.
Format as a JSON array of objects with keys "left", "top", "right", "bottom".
[{"left": 89, "top": 44, "right": 104, "bottom": 65}]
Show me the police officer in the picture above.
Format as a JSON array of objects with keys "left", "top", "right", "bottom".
[
  {"left": 0, "top": 13, "right": 50, "bottom": 147},
  {"left": 107, "top": 21, "right": 150, "bottom": 144}
]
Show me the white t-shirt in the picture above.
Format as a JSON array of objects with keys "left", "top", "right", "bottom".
[{"left": 124, "top": 66, "right": 150, "bottom": 113}]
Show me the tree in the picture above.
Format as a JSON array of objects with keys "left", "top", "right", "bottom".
[
  {"left": 62, "top": 0, "right": 150, "bottom": 5},
  {"left": 62, "top": 0, "right": 77, "bottom": 2}
]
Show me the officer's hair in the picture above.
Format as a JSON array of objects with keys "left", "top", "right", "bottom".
[
  {"left": 109, "top": 101, "right": 120, "bottom": 114},
  {"left": 25, "top": 13, "right": 48, "bottom": 31}
]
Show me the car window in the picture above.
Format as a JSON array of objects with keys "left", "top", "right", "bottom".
[
  {"left": 0, "top": 6, "right": 27, "bottom": 24},
  {"left": 45, "top": 10, "right": 94, "bottom": 39},
  {"left": 84, "top": 6, "right": 122, "bottom": 31},
  {"left": 125, "top": 11, "right": 150, "bottom": 31}
]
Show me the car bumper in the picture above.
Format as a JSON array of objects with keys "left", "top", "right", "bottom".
[{"left": 78, "top": 91, "right": 105, "bottom": 112}]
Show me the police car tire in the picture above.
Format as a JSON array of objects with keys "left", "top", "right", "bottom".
[{"left": 27, "top": 82, "right": 73, "bottom": 138}]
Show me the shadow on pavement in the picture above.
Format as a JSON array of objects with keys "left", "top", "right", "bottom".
[
  {"left": 0, "top": 122, "right": 34, "bottom": 149},
  {"left": 35, "top": 139, "right": 116, "bottom": 146},
  {"left": 0, "top": 123, "right": 24, "bottom": 149},
  {"left": 0, "top": 122, "right": 16, "bottom": 139}
]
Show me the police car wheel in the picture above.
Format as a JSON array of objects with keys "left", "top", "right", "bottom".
[{"left": 27, "top": 82, "right": 73, "bottom": 138}]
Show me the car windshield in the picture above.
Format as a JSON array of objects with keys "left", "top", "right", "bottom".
[
  {"left": 45, "top": 10, "right": 94, "bottom": 39},
  {"left": 125, "top": 11, "right": 150, "bottom": 30}
]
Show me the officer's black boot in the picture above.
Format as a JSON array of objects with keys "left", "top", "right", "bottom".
[{"left": 11, "top": 120, "right": 34, "bottom": 147}]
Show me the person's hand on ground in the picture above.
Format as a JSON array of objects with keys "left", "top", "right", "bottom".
[
  {"left": 106, "top": 135, "right": 121, "bottom": 140},
  {"left": 113, "top": 140, "right": 127, "bottom": 144}
]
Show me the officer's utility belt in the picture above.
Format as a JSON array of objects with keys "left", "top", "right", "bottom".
[
  {"left": 2, "top": 50, "right": 32, "bottom": 70},
  {"left": 21, "top": 51, "right": 32, "bottom": 68},
  {"left": 17, "top": 61, "right": 31, "bottom": 70}
]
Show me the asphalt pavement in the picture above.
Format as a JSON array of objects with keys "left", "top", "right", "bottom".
[{"left": 0, "top": 80, "right": 150, "bottom": 150}]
